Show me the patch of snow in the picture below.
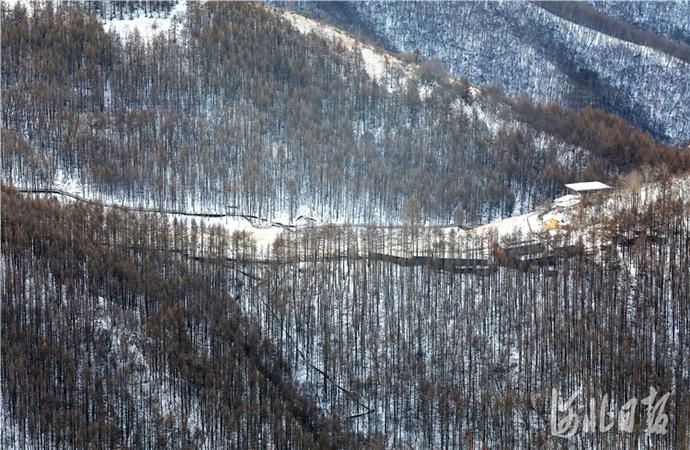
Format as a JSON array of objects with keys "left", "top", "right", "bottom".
[
  {"left": 53, "top": 166, "right": 86, "bottom": 196},
  {"left": 553, "top": 194, "right": 581, "bottom": 209},
  {"left": 454, "top": 99, "right": 503, "bottom": 135},
  {"left": 278, "top": 7, "right": 412, "bottom": 89},
  {"left": 472, "top": 209, "right": 540, "bottom": 240},
  {"left": 360, "top": 46, "right": 387, "bottom": 81},
  {"left": 1, "top": 0, "right": 33, "bottom": 13},
  {"left": 104, "top": 1, "right": 187, "bottom": 42}
]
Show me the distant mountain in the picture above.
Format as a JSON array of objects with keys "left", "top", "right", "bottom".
[{"left": 280, "top": 1, "right": 690, "bottom": 146}]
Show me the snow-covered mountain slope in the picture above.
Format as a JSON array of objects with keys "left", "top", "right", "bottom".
[
  {"left": 283, "top": 1, "right": 690, "bottom": 145},
  {"left": 4, "top": 1, "right": 609, "bottom": 225},
  {"left": 590, "top": 1, "right": 690, "bottom": 46},
  {"left": 6, "top": 177, "right": 688, "bottom": 450},
  {"left": 4, "top": 1, "right": 687, "bottom": 228},
  {"left": 279, "top": 7, "right": 411, "bottom": 92}
]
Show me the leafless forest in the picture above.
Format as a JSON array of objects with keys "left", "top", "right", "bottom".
[{"left": 1, "top": 2, "right": 689, "bottom": 448}]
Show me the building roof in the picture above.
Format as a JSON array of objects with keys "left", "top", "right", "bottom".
[
  {"left": 553, "top": 194, "right": 581, "bottom": 208},
  {"left": 564, "top": 181, "right": 611, "bottom": 192}
]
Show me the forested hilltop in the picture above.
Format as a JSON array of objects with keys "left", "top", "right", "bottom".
[{"left": 3, "top": 2, "right": 687, "bottom": 224}]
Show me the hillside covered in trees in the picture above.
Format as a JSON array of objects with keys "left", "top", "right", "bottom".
[
  {"left": 3, "top": 174, "right": 690, "bottom": 448},
  {"left": 2, "top": 2, "right": 689, "bottom": 449},
  {"left": 3, "top": 1, "right": 688, "bottom": 225}
]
